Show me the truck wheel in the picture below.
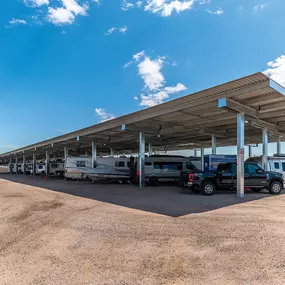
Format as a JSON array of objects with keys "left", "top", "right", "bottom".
[
  {"left": 269, "top": 181, "right": 282, "bottom": 195},
  {"left": 201, "top": 182, "right": 216, "bottom": 196}
]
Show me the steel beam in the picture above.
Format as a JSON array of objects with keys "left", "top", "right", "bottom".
[
  {"left": 201, "top": 146, "right": 204, "bottom": 171},
  {"left": 277, "top": 137, "right": 282, "bottom": 155},
  {"left": 23, "top": 155, "right": 26, "bottom": 175},
  {"left": 45, "top": 151, "right": 49, "bottom": 176},
  {"left": 92, "top": 141, "right": 97, "bottom": 168},
  {"left": 15, "top": 157, "right": 18, "bottom": 174},
  {"left": 148, "top": 143, "right": 152, "bottom": 156},
  {"left": 139, "top": 132, "right": 145, "bottom": 188},
  {"left": 64, "top": 147, "right": 68, "bottom": 162},
  {"left": 9, "top": 157, "right": 12, "bottom": 174},
  {"left": 212, "top": 135, "right": 217, "bottom": 155},
  {"left": 248, "top": 145, "right": 253, "bottom": 158},
  {"left": 33, "top": 153, "right": 36, "bottom": 176},
  {"left": 218, "top": 98, "right": 259, "bottom": 118},
  {"left": 262, "top": 128, "right": 269, "bottom": 170},
  {"left": 237, "top": 113, "right": 245, "bottom": 199}
]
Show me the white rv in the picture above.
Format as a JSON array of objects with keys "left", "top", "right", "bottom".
[
  {"left": 246, "top": 155, "right": 285, "bottom": 177},
  {"left": 49, "top": 162, "right": 65, "bottom": 176},
  {"left": 139, "top": 155, "right": 198, "bottom": 185},
  {"left": 65, "top": 156, "right": 130, "bottom": 182}
]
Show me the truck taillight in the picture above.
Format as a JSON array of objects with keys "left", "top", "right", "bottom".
[
  {"left": 189, "top": 173, "right": 194, "bottom": 182},
  {"left": 136, "top": 170, "right": 140, "bottom": 177}
]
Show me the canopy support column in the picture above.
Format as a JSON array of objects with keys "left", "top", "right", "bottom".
[
  {"left": 237, "top": 113, "right": 245, "bottom": 199},
  {"left": 92, "top": 142, "right": 97, "bottom": 169},
  {"left": 139, "top": 132, "right": 145, "bottom": 188},
  {"left": 15, "top": 157, "right": 18, "bottom": 174},
  {"left": 277, "top": 137, "right": 282, "bottom": 155},
  {"left": 262, "top": 128, "right": 269, "bottom": 170},
  {"left": 212, "top": 135, "right": 217, "bottom": 155},
  {"left": 201, "top": 146, "right": 204, "bottom": 171},
  {"left": 33, "top": 153, "right": 36, "bottom": 176},
  {"left": 148, "top": 143, "right": 152, "bottom": 156},
  {"left": 45, "top": 151, "right": 49, "bottom": 177},
  {"left": 248, "top": 145, "right": 253, "bottom": 158},
  {"left": 23, "top": 154, "right": 26, "bottom": 175}
]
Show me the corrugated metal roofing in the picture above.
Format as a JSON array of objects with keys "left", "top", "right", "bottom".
[{"left": 1, "top": 72, "right": 285, "bottom": 158}]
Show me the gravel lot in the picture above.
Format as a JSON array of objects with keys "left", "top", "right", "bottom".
[{"left": 1, "top": 175, "right": 285, "bottom": 285}]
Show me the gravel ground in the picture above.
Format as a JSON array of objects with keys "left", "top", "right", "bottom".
[{"left": 1, "top": 176, "right": 285, "bottom": 285}]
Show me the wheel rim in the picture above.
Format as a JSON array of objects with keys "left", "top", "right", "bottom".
[
  {"left": 272, "top": 183, "right": 281, "bottom": 193},
  {"left": 205, "top": 184, "right": 214, "bottom": 194}
]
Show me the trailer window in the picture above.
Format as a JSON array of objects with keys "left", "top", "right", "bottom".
[
  {"left": 76, "top": 161, "right": 86, "bottom": 167},
  {"left": 38, "top": 165, "right": 43, "bottom": 169},
  {"left": 274, "top": 162, "right": 280, "bottom": 169},
  {"left": 115, "top": 161, "right": 125, "bottom": 167}
]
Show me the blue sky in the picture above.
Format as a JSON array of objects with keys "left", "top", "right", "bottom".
[{"left": 0, "top": 0, "right": 285, "bottom": 155}]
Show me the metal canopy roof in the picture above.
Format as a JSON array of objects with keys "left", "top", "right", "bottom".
[{"left": 1, "top": 72, "right": 285, "bottom": 158}]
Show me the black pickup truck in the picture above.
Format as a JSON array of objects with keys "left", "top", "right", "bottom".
[{"left": 179, "top": 162, "right": 284, "bottom": 196}]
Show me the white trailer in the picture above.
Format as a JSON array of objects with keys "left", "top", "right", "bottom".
[
  {"left": 64, "top": 156, "right": 130, "bottom": 182},
  {"left": 246, "top": 155, "right": 285, "bottom": 178}
]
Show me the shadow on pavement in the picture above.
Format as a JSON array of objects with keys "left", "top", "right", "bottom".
[{"left": 0, "top": 174, "right": 275, "bottom": 217}]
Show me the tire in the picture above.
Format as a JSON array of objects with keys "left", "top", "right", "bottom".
[
  {"left": 149, "top": 176, "right": 159, "bottom": 186},
  {"left": 251, "top": 188, "right": 262, "bottom": 193},
  {"left": 269, "top": 181, "right": 283, "bottom": 195},
  {"left": 201, "top": 181, "right": 216, "bottom": 196}
]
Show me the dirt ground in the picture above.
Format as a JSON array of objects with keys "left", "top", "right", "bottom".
[{"left": 1, "top": 175, "right": 285, "bottom": 285}]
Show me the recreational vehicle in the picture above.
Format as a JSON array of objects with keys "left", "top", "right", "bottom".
[
  {"left": 139, "top": 155, "right": 198, "bottom": 185},
  {"left": 65, "top": 156, "right": 130, "bottom": 182},
  {"left": 246, "top": 155, "right": 285, "bottom": 178}
]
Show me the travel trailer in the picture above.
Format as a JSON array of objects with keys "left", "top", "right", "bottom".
[
  {"left": 246, "top": 155, "right": 285, "bottom": 177},
  {"left": 138, "top": 155, "right": 198, "bottom": 185},
  {"left": 49, "top": 162, "right": 65, "bottom": 176},
  {"left": 65, "top": 156, "right": 131, "bottom": 182}
]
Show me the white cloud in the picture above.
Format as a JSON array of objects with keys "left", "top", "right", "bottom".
[
  {"left": 105, "top": 27, "right": 116, "bottom": 35},
  {"left": 121, "top": 0, "right": 135, "bottom": 10},
  {"left": 144, "top": 0, "right": 195, "bottom": 17},
  {"left": 133, "top": 50, "right": 145, "bottom": 61},
  {"left": 264, "top": 55, "right": 285, "bottom": 87},
  {"left": 47, "top": 7, "right": 75, "bottom": 25},
  {"left": 105, "top": 26, "right": 128, "bottom": 35},
  {"left": 254, "top": 3, "right": 267, "bottom": 12},
  {"left": 6, "top": 18, "right": 27, "bottom": 28},
  {"left": 164, "top": 83, "right": 187, "bottom": 94},
  {"left": 125, "top": 51, "right": 187, "bottom": 107},
  {"left": 95, "top": 108, "right": 115, "bottom": 122},
  {"left": 206, "top": 8, "right": 224, "bottom": 15},
  {"left": 121, "top": 0, "right": 195, "bottom": 16},
  {"left": 119, "top": 26, "right": 128, "bottom": 33},
  {"left": 138, "top": 56, "right": 165, "bottom": 91},
  {"left": 62, "top": 0, "right": 88, "bottom": 16},
  {"left": 24, "top": 0, "right": 49, "bottom": 7}
]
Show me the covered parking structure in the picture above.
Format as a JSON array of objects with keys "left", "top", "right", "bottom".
[{"left": 1, "top": 72, "right": 285, "bottom": 198}]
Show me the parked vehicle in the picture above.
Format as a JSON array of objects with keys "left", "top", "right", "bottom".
[
  {"left": 182, "top": 162, "right": 284, "bottom": 196},
  {"left": 139, "top": 155, "right": 198, "bottom": 185},
  {"left": 65, "top": 156, "right": 131, "bottom": 182},
  {"left": 246, "top": 155, "right": 285, "bottom": 178},
  {"left": 49, "top": 162, "right": 65, "bottom": 176}
]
